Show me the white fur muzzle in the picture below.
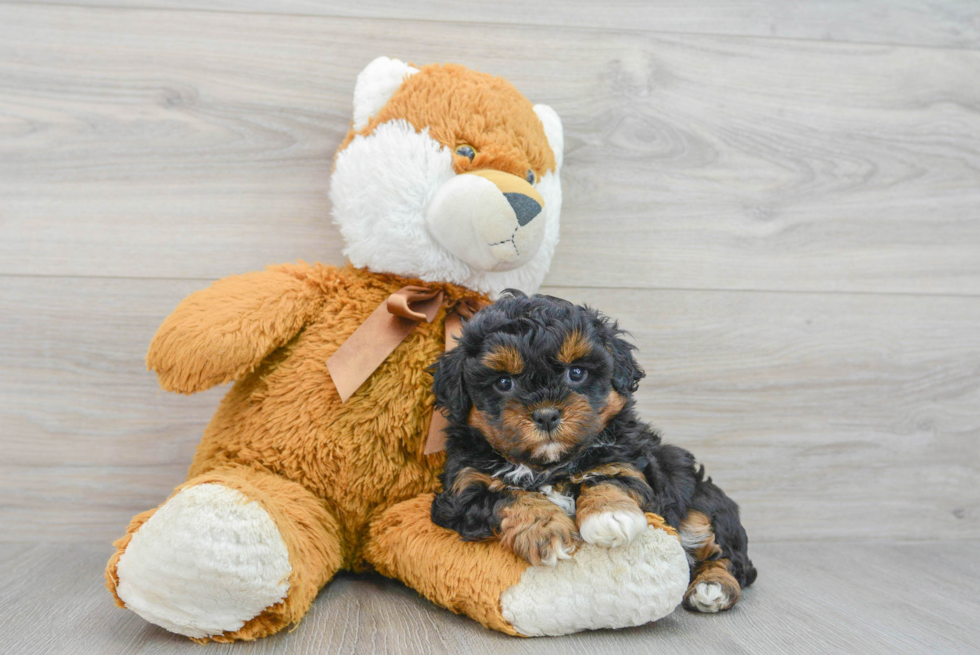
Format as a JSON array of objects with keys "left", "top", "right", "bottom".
[{"left": 425, "top": 173, "right": 545, "bottom": 272}]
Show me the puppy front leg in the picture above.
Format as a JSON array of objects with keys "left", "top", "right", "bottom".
[
  {"left": 432, "top": 467, "right": 580, "bottom": 566},
  {"left": 498, "top": 491, "right": 580, "bottom": 567},
  {"left": 574, "top": 464, "right": 651, "bottom": 548}
]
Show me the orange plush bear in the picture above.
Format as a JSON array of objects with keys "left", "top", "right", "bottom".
[{"left": 105, "top": 58, "right": 688, "bottom": 642}]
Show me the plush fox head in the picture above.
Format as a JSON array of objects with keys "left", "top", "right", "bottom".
[{"left": 330, "top": 58, "right": 564, "bottom": 297}]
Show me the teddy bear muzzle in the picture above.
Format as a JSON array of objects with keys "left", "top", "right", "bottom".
[{"left": 425, "top": 169, "right": 546, "bottom": 273}]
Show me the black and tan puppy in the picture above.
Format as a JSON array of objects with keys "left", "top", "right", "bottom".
[{"left": 430, "top": 292, "right": 757, "bottom": 613}]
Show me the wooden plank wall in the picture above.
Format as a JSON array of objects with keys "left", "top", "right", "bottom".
[{"left": 1, "top": 1, "right": 978, "bottom": 544}]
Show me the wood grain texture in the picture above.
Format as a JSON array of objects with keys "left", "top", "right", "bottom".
[
  {"left": 9, "top": 0, "right": 980, "bottom": 50},
  {"left": 2, "top": 4, "right": 980, "bottom": 294},
  {"left": 2, "top": 277, "right": 977, "bottom": 543},
  {"left": 2, "top": 541, "right": 978, "bottom": 654}
]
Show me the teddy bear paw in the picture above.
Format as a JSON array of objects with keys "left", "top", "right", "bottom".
[
  {"left": 499, "top": 523, "right": 689, "bottom": 636},
  {"left": 114, "top": 483, "right": 291, "bottom": 638}
]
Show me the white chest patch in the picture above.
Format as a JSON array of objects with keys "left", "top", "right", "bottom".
[{"left": 539, "top": 485, "right": 577, "bottom": 516}]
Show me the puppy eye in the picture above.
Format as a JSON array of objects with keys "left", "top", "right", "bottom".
[
  {"left": 525, "top": 169, "right": 536, "bottom": 185},
  {"left": 566, "top": 367, "right": 587, "bottom": 383},
  {"left": 455, "top": 145, "right": 476, "bottom": 161},
  {"left": 494, "top": 376, "right": 514, "bottom": 392}
]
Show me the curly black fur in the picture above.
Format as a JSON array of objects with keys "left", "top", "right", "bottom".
[{"left": 429, "top": 291, "right": 757, "bottom": 590}]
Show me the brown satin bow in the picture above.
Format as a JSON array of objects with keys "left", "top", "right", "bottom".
[{"left": 325, "top": 285, "right": 481, "bottom": 455}]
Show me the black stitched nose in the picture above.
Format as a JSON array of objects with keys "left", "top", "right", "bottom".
[
  {"left": 531, "top": 407, "right": 561, "bottom": 432},
  {"left": 504, "top": 192, "right": 542, "bottom": 226}
]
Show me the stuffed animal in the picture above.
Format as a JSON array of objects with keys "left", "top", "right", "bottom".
[{"left": 104, "top": 57, "right": 689, "bottom": 642}]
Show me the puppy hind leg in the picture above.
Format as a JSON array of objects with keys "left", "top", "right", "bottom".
[{"left": 678, "top": 510, "right": 741, "bottom": 613}]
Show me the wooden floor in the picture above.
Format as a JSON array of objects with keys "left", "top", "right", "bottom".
[
  {"left": 3, "top": 541, "right": 979, "bottom": 655},
  {"left": 1, "top": 1, "right": 978, "bottom": 653}
]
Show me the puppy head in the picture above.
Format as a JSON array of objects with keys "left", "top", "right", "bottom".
[{"left": 432, "top": 292, "right": 644, "bottom": 467}]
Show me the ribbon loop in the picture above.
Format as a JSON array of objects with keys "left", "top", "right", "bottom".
[
  {"left": 327, "top": 285, "right": 443, "bottom": 403},
  {"left": 386, "top": 286, "right": 443, "bottom": 323},
  {"left": 325, "top": 283, "right": 485, "bottom": 455}
]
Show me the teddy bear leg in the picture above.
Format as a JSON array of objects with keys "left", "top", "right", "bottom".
[
  {"left": 105, "top": 466, "right": 344, "bottom": 642},
  {"left": 364, "top": 494, "right": 691, "bottom": 637}
]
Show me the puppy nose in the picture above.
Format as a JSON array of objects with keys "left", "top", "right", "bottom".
[
  {"left": 504, "top": 193, "right": 542, "bottom": 226},
  {"left": 531, "top": 407, "right": 562, "bottom": 432}
]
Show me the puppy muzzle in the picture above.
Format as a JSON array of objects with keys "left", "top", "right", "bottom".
[{"left": 425, "top": 169, "right": 546, "bottom": 272}]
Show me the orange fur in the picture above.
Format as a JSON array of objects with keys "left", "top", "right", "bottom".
[
  {"left": 576, "top": 481, "right": 644, "bottom": 526},
  {"left": 107, "top": 263, "right": 495, "bottom": 640},
  {"left": 365, "top": 494, "right": 525, "bottom": 635},
  {"left": 339, "top": 64, "right": 557, "bottom": 178},
  {"left": 482, "top": 345, "right": 525, "bottom": 374},
  {"left": 498, "top": 492, "right": 580, "bottom": 566},
  {"left": 556, "top": 330, "right": 592, "bottom": 364}
]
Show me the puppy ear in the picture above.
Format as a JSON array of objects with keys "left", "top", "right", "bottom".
[
  {"left": 606, "top": 328, "right": 645, "bottom": 396},
  {"left": 430, "top": 347, "right": 471, "bottom": 424}
]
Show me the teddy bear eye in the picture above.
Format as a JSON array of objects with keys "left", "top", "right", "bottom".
[
  {"left": 525, "top": 169, "right": 536, "bottom": 185},
  {"left": 455, "top": 145, "right": 476, "bottom": 161},
  {"left": 566, "top": 366, "right": 587, "bottom": 383}
]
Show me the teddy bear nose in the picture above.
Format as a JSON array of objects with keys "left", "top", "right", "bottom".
[
  {"left": 531, "top": 407, "right": 562, "bottom": 432},
  {"left": 504, "top": 193, "right": 543, "bottom": 226}
]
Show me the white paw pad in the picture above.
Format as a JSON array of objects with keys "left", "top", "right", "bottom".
[
  {"left": 579, "top": 509, "right": 648, "bottom": 548},
  {"left": 687, "top": 581, "right": 731, "bottom": 613},
  {"left": 114, "top": 483, "right": 291, "bottom": 638}
]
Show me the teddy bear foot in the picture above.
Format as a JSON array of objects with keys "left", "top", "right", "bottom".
[
  {"left": 367, "top": 496, "right": 690, "bottom": 637},
  {"left": 112, "top": 483, "right": 292, "bottom": 639},
  {"left": 499, "top": 520, "right": 689, "bottom": 636}
]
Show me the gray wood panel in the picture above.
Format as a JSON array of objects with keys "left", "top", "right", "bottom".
[
  {"left": 2, "top": 4, "right": 980, "bottom": 294},
  {"left": 2, "top": 276, "right": 977, "bottom": 543},
  {"left": 1, "top": 541, "right": 977, "bottom": 654},
  {"left": 8, "top": 0, "right": 980, "bottom": 50}
]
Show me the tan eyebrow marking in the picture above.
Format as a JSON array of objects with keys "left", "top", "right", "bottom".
[
  {"left": 557, "top": 330, "right": 592, "bottom": 364},
  {"left": 482, "top": 345, "right": 525, "bottom": 374}
]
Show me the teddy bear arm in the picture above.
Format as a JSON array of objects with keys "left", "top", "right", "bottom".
[{"left": 147, "top": 267, "right": 325, "bottom": 393}]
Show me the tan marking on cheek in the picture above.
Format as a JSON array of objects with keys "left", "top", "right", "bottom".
[
  {"left": 468, "top": 407, "right": 499, "bottom": 440},
  {"left": 575, "top": 482, "right": 642, "bottom": 524},
  {"left": 549, "top": 394, "right": 601, "bottom": 450},
  {"left": 499, "top": 404, "right": 540, "bottom": 456},
  {"left": 497, "top": 395, "right": 603, "bottom": 464},
  {"left": 556, "top": 331, "right": 592, "bottom": 364},
  {"left": 598, "top": 390, "right": 627, "bottom": 425},
  {"left": 569, "top": 462, "right": 645, "bottom": 485},
  {"left": 482, "top": 345, "right": 524, "bottom": 375}
]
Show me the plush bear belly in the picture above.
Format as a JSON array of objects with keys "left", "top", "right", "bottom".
[{"left": 186, "top": 265, "right": 484, "bottom": 560}]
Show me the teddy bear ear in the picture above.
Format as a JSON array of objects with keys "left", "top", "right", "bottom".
[
  {"left": 352, "top": 56, "right": 419, "bottom": 131},
  {"left": 533, "top": 104, "right": 564, "bottom": 171}
]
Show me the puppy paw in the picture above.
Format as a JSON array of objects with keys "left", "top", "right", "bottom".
[
  {"left": 683, "top": 561, "right": 741, "bottom": 613},
  {"left": 578, "top": 509, "right": 647, "bottom": 548},
  {"left": 684, "top": 581, "right": 733, "bottom": 613},
  {"left": 500, "top": 501, "right": 581, "bottom": 567}
]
